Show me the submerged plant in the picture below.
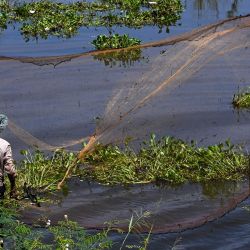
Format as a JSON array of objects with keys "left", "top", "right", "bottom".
[{"left": 233, "top": 86, "right": 250, "bottom": 108}]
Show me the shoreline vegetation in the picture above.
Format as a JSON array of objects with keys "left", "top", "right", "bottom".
[
  {"left": 0, "top": 201, "right": 152, "bottom": 249},
  {"left": 0, "top": 0, "right": 183, "bottom": 48}
]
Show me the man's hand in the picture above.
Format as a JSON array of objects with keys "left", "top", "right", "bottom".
[
  {"left": 0, "top": 185, "right": 5, "bottom": 199},
  {"left": 10, "top": 186, "right": 18, "bottom": 199},
  {"left": 8, "top": 174, "right": 17, "bottom": 199}
]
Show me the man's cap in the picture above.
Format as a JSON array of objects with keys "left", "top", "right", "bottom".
[{"left": 0, "top": 114, "right": 8, "bottom": 133}]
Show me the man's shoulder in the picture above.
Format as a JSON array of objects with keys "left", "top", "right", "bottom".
[{"left": 0, "top": 138, "right": 10, "bottom": 150}]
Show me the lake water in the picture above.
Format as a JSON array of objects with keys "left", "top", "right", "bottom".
[{"left": 1, "top": 0, "right": 250, "bottom": 249}]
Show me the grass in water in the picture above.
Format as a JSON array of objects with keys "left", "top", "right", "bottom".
[
  {"left": 81, "top": 134, "right": 249, "bottom": 185},
  {"left": 0, "top": 203, "right": 112, "bottom": 249},
  {"left": 3, "top": 134, "right": 248, "bottom": 248},
  {"left": 92, "top": 34, "right": 141, "bottom": 50},
  {"left": 17, "top": 149, "right": 77, "bottom": 192},
  {"left": 233, "top": 86, "right": 250, "bottom": 109},
  {"left": 0, "top": 0, "right": 183, "bottom": 42},
  {"left": 0, "top": 201, "right": 152, "bottom": 250},
  {"left": 15, "top": 134, "right": 249, "bottom": 191}
]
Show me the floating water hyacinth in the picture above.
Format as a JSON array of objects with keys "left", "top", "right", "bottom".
[{"left": 0, "top": 114, "right": 8, "bottom": 133}]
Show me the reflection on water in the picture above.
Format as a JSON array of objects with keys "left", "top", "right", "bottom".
[
  {"left": 192, "top": 0, "right": 239, "bottom": 18},
  {"left": 201, "top": 180, "right": 243, "bottom": 199},
  {"left": 228, "top": 0, "right": 239, "bottom": 17},
  {"left": 92, "top": 49, "right": 148, "bottom": 68},
  {"left": 193, "top": 0, "right": 219, "bottom": 18},
  {"left": 21, "top": 178, "right": 249, "bottom": 234},
  {"left": 181, "top": 0, "right": 246, "bottom": 28}
]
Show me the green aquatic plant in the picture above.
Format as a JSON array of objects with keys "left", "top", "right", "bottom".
[
  {"left": 232, "top": 86, "right": 250, "bottom": 109},
  {"left": 0, "top": 202, "right": 152, "bottom": 250},
  {"left": 48, "top": 218, "right": 112, "bottom": 250},
  {"left": 15, "top": 135, "right": 249, "bottom": 190},
  {"left": 81, "top": 134, "right": 249, "bottom": 185},
  {"left": 0, "top": 0, "right": 183, "bottom": 41},
  {"left": 92, "top": 34, "right": 141, "bottom": 50},
  {"left": 116, "top": 209, "right": 153, "bottom": 250},
  {"left": 12, "top": 0, "right": 84, "bottom": 40},
  {"left": 0, "top": 205, "right": 47, "bottom": 250},
  {"left": 17, "top": 149, "right": 78, "bottom": 192},
  {"left": 0, "top": 205, "right": 112, "bottom": 249},
  {"left": 0, "top": 0, "right": 11, "bottom": 30}
]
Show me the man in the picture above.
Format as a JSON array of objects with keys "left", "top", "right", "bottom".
[{"left": 0, "top": 114, "right": 17, "bottom": 199}]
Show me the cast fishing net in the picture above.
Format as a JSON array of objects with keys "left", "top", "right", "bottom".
[
  {"left": 2, "top": 15, "right": 250, "bottom": 232},
  {"left": 91, "top": 15, "right": 250, "bottom": 148}
]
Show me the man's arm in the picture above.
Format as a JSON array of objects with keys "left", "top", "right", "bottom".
[
  {"left": 4, "top": 145, "right": 16, "bottom": 176},
  {"left": 4, "top": 145, "right": 17, "bottom": 198}
]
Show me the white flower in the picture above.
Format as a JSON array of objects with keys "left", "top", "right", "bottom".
[
  {"left": 65, "top": 243, "right": 69, "bottom": 250},
  {"left": 149, "top": 1, "right": 157, "bottom": 4},
  {"left": 64, "top": 214, "right": 68, "bottom": 220},
  {"left": 29, "top": 10, "right": 35, "bottom": 14},
  {"left": 46, "top": 219, "right": 51, "bottom": 226},
  {"left": 44, "top": 27, "right": 50, "bottom": 31}
]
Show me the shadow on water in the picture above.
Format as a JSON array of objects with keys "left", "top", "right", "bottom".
[{"left": 21, "top": 178, "right": 250, "bottom": 233}]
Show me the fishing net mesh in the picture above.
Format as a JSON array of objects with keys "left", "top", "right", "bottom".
[
  {"left": 2, "top": 15, "right": 250, "bottom": 232},
  {"left": 87, "top": 15, "right": 250, "bottom": 149}
]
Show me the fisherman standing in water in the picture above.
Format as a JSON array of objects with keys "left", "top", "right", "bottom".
[{"left": 0, "top": 114, "right": 17, "bottom": 199}]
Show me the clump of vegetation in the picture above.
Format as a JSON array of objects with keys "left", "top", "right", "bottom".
[
  {"left": 0, "top": 1, "right": 10, "bottom": 30},
  {"left": 0, "top": 201, "right": 152, "bottom": 249},
  {"left": 0, "top": 0, "right": 183, "bottom": 42},
  {"left": 232, "top": 87, "right": 250, "bottom": 109},
  {"left": 92, "top": 34, "right": 141, "bottom": 50},
  {"left": 93, "top": 49, "right": 145, "bottom": 68},
  {"left": 81, "top": 135, "right": 249, "bottom": 185},
  {"left": 15, "top": 135, "right": 249, "bottom": 192},
  {"left": 3, "top": 134, "right": 248, "bottom": 248},
  {"left": 17, "top": 149, "right": 77, "bottom": 192},
  {"left": 0, "top": 204, "right": 112, "bottom": 249}
]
